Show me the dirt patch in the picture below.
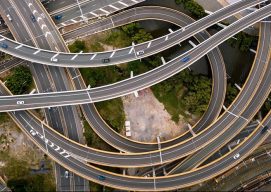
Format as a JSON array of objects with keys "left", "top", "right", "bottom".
[
  {"left": 0, "top": 115, "right": 43, "bottom": 164},
  {"left": 122, "top": 88, "right": 189, "bottom": 143}
]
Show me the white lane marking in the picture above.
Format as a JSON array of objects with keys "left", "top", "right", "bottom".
[
  {"left": 59, "top": 149, "right": 67, "bottom": 155},
  {"left": 48, "top": 142, "right": 54, "bottom": 147},
  {"left": 110, "top": 51, "right": 116, "bottom": 58},
  {"left": 54, "top": 146, "right": 60, "bottom": 151},
  {"left": 226, "top": 110, "right": 248, "bottom": 121},
  {"left": 131, "top": 0, "right": 138, "bottom": 2},
  {"left": 15, "top": 44, "right": 23, "bottom": 49},
  {"left": 86, "top": 89, "right": 92, "bottom": 102},
  {"left": 71, "top": 54, "right": 78, "bottom": 60},
  {"left": 51, "top": 53, "right": 59, "bottom": 60},
  {"left": 129, "top": 47, "right": 134, "bottom": 54},
  {"left": 118, "top": 1, "right": 128, "bottom": 6},
  {"left": 90, "top": 12, "right": 99, "bottom": 17},
  {"left": 41, "top": 24, "right": 47, "bottom": 30},
  {"left": 90, "top": 54, "right": 97, "bottom": 60},
  {"left": 33, "top": 10, "right": 38, "bottom": 14},
  {"left": 63, "top": 154, "right": 71, "bottom": 158},
  {"left": 256, "top": 120, "right": 265, "bottom": 128},
  {"left": 165, "top": 35, "right": 168, "bottom": 41},
  {"left": 109, "top": 4, "right": 119, "bottom": 10},
  {"left": 147, "top": 41, "right": 152, "bottom": 48},
  {"left": 41, "top": 121, "right": 48, "bottom": 152},
  {"left": 33, "top": 49, "right": 41, "bottom": 55},
  {"left": 37, "top": 17, "right": 42, "bottom": 22},
  {"left": 52, "top": 53, "right": 59, "bottom": 58},
  {"left": 71, "top": 19, "right": 77, "bottom": 23},
  {"left": 153, "top": 167, "right": 157, "bottom": 190},
  {"left": 0, "top": 38, "right": 5, "bottom": 41},
  {"left": 45, "top": 31, "right": 51, "bottom": 38},
  {"left": 100, "top": 8, "right": 110, "bottom": 14},
  {"left": 72, "top": 75, "right": 81, "bottom": 79},
  {"left": 110, "top": 16, "right": 115, "bottom": 27}
]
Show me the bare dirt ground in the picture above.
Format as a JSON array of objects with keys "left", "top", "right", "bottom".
[
  {"left": 0, "top": 115, "right": 44, "bottom": 166},
  {"left": 122, "top": 88, "right": 188, "bottom": 143}
]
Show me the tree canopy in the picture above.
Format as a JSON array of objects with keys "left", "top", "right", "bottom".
[{"left": 5, "top": 66, "right": 33, "bottom": 95}]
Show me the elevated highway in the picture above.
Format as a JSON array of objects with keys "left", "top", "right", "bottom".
[
  {"left": 1, "top": 0, "right": 271, "bottom": 191},
  {"left": 0, "top": 3, "right": 269, "bottom": 168},
  {"left": 0, "top": 0, "right": 265, "bottom": 67},
  {"left": 0, "top": 0, "right": 89, "bottom": 190},
  {"left": 60, "top": 6, "right": 227, "bottom": 153}
]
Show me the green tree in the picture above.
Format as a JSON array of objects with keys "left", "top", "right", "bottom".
[
  {"left": 121, "top": 22, "right": 153, "bottom": 44},
  {"left": 181, "top": 75, "right": 211, "bottom": 115},
  {"left": 231, "top": 32, "right": 254, "bottom": 52},
  {"left": 226, "top": 83, "right": 239, "bottom": 106},
  {"left": 5, "top": 66, "right": 33, "bottom": 95},
  {"left": 131, "top": 29, "right": 153, "bottom": 43},
  {"left": 177, "top": 0, "right": 207, "bottom": 19},
  {"left": 68, "top": 40, "right": 88, "bottom": 53},
  {"left": 121, "top": 23, "right": 140, "bottom": 36}
]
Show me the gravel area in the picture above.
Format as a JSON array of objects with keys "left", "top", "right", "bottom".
[
  {"left": 0, "top": 115, "right": 43, "bottom": 162},
  {"left": 122, "top": 88, "right": 188, "bottom": 143}
]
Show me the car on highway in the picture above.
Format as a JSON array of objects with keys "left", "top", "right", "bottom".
[
  {"left": 261, "top": 126, "right": 269, "bottom": 134},
  {"left": 51, "top": 57, "right": 58, "bottom": 62},
  {"left": 54, "top": 15, "right": 62, "bottom": 20},
  {"left": 98, "top": 175, "right": 106, "bottom": 181},
  {"left": 233, "top": 153, "right": 240, "bottom": 159},
  {"left": 64, "top": 171, "right": 69, "bottom": 178},
  {"left": 0, "top": 43, "right": 8, "bottom": 49},
  {"left": 30, "top": 14, "right": 36, "bottom": 22},
  {"left": 102, "top": 58, "right": 110, "bottom": 63},
  {"left": 181, "top": 56, "right": 190, "bottom": 62},
  {"left": 6, "top": 14, "right": 12, "bottom": 21},
  {"left": 16, "top": 101, "right": 24, "bottom": 105},
  {"left": 30, "top": 130, "right": 37, "bottom": 136},
  {"left": 136, "top": 50, "right": 144, "bottom": 56}
]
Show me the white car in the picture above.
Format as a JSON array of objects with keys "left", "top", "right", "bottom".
[
  {"left": 233, "top": 153, "right": 240, "bottom": 159},
  {"left": 7, "top": 14, "right": 12, "bottom": 21},
  {"left": 136, "top": 50, "right": 144, "bottom": 56},
  {"left": 16, "top": 101, "right": 24, "bottom": 104},
  {"left": 64, "top": 171, "right": 69, "bottom": 178},
  {"left": 51, "top": 57, "right": 58, "bottom": 62},
  {"left": 30, "top": 130, "right": 37, "bottom": 136}
]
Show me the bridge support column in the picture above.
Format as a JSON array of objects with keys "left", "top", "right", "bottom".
[
  {"left": 234, "top": 83, "right": 242, "bottom": 91},
  {"left": 250, "top": 49, "right": 256, "bottom": 54},
  {"left": 157, "top": 136, "right": 163, "bottom": 164},
  {"left": 130, "top": 71, "right": 139, "bottom": 97},
  {"left": 161, "top": 57, "right": 166, "bottom": 65},
  {"left": 30, "top": 89, "right": 36, "bottom": 94},
  {"left": 187, "top": 123, "right": 196, "bottom": 137},
  {"left": 188, "top": 40, "right": 197, "bottom": 48}
]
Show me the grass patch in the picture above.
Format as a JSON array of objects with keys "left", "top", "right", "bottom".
[
  {"left": 103, "top": 30, "right": 132, "bottom": 48},
  {"left": 83, "top": 119, "right": 117, "bottom": 151},
  {"left": 95, "top": 98, "right": 125, "bottom": 133},
  {"left": 89, "top": 41, "right": 105, "bottom": 52},
  {"left": 0, "top": 113, "right": 9, "bottom": 123},
  {"left": 5, "top": 66, "right": 33, "bottom": 95},
  {"left": 68, "top": 40, "right": 88, "bottom": 53},
  {"left": 152, "top": 69, "right": 212, "bottom": 123},
  {"left": 79, "top": 65, "right": 126, "bottom": 87},
  {"left": 0, "top": 154, "right": 55, "bottom": 192},
  {"left": 152, "top": 80, "right": 186, "bottom": 123}
]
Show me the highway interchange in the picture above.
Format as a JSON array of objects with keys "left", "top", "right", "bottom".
[{"left": 0, "top": 0, "right": 271, "bottom": 191}]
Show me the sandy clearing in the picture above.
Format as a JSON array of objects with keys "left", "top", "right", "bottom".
[{"left": 122, "top": 88, "right": 188, "bottom": 143}]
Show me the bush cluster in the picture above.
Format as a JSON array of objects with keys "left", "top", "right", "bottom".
[{"left": 5, "top": 66, "right": 33, "bottom": 95}]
